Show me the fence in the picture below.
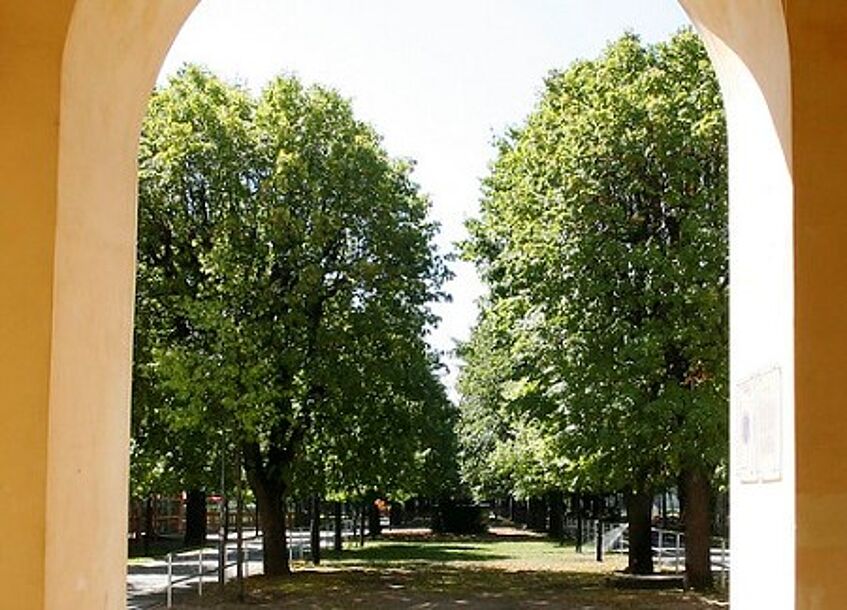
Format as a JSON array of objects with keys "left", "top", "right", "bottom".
[
  {"left": 562, "top": 517, "right": 729, "bottom": 587},
  {"left": 159, "top": 524, "right": 361, "bottom": 607}
]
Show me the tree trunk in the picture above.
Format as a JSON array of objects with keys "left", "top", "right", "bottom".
[
  {"left": 682, "top": 468, "right": 713, "bottom": 590},
  {"left": 359, "top": 503, "right": 366, "bottom": 547},
  {"left": 548, "top": 490, "right": 564, "bottom": 540},
  {"left": 389, "top": 502, "right": 404, "bottom": 528},
  {"left": 574, "top": 492, "right": 583, "bottom": 553},
  {"left": 527, "top": 496, "right": 548, "bottom": 532},
  {"left": 243, "top": 440, "right": 293, "bottom": 576},
  {"left": 235, "top": 450, "right": 245, "bottom": 602},
  {"left": 310, "top": 495, "right": 322, "bottom": 565},
  {"left": 368, "top": 500, "right": 382, "bottom": 539},
  {"left": 625, "top": 489, "right": 654, "bottom": 575},
  {"left": 143, "top": 495, "right": 154, "bottom": 555},
  {"left": 184, "top": 489, "right": 207, "bottom": 546},
  {"left": 513, "top": 498, "right": 527, "bottom": 525},
  {"left": 133, "top": 499, "right": 143, "bottom": 554},
  {"left": 255, "top": 487, "right": 288, "bottom": 575},
  {"left": 334, "top": 501, "right": 343, "bottom": 552}
]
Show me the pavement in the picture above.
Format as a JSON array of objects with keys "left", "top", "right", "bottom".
[
  {"left": 127, "top": 538, "right": 263, "bottom": 609},
  {"left": 127, "top": 530, "right": 354, "bottom": 609}
]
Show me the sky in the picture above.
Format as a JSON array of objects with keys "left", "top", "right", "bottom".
[{"left": 159, "top": 0, "right": 691, "bottom": 398}]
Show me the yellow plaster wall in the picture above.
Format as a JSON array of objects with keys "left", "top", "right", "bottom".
[
  {"left": 0, "top": 1, "right": 194, "bottom": 608},
  {"left": 45, "top": 2, "right": 197, "bottom": 606},
  {"left": 0, "top": 3, "right": 76, "bottom": 606},
  {"left": 785, "top": 2, "right": 847, "bottom": 608}
]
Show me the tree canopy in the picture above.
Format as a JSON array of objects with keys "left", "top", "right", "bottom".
[
  {"left": 132, "top": 66, "right": 456, "bottom": 573},
  {"left": 459, "top": 30, "right": 727, "bottom": 587}
]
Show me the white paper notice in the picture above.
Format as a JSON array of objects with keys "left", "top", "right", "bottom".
[{"left": 736, "top": 367, "right": 782, "bottom": 484}]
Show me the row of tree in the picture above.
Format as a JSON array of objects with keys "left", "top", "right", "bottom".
[
  {"left": 130, "top": 66, "right": 458, "bottom": 574},
  {"left": 458, "top": 31, "right": 728, "bottom": 590}
]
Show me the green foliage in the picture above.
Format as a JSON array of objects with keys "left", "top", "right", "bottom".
[
  {"left": 131, "top": 66, "right": 456, "bottom": 506},
  {"left": 459, "top": 30, "right": 728, "bottom": 498}
]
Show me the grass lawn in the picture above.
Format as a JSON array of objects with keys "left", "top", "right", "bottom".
[{"left": 175, "top": 528, "right": 727, "bottom": 609}]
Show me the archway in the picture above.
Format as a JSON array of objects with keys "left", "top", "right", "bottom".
[{"left": 0, "top": 1, "right": 844, "bottom": 608}]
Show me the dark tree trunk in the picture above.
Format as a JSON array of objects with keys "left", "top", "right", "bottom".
[
  {"left": 334, "top": 501, "right": 343, "bottom": 552},
  {"left": 682, "top": 468, "right": 713, "bottom": 590},
  {"left": 513, "top": 498, "right": 527, "bottom": 525},
  {"left": 243, "top": 442, "right": 290, "bottom": 576},
  {"left": 143, "top": 495, "right": 155, "bottom": 555},
  {"left": 133, "top": 499, "right": 143, "bottom": 554},
  {"left": 368, "top": 500, "right": 382, "bottom": 539},
  {"left": 527, "top": 496, "right": 548, "bottom": 532},
  {"left": 254, "top": 486, "right": 288, "bottom": 575},
  {"left": 625, "top": 489, "right": 654, "bottom": 575},
  {"left": 184, "top": 489, "right": 207, "bottom": 546},
  {"left": 389, "top": 502, "right": 404, "bottom": 528},
  {"left": 574, "top": 492, "right": 583, "bottom": 553},
  {"left": 293, "top": 500, "right": 309, "bottom": 529},
  {"left": 359, "top": 503, "right": 367, "bottom": 547},
  {"left": 310, "top": 495, "right": 321, "bottom": 565},
  {"left": 548, "top": 490, "right": 564, "bottom": 541}
]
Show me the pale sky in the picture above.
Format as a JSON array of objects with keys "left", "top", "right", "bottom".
[{"left": 159, "top": 0, "right": 691, "bottom": 398}]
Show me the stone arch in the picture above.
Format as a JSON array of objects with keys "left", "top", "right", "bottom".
[{"left": 4, "top": 1, "right": 847, "bottom": 608}]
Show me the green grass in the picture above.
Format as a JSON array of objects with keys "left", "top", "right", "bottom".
[
  {"left": 176, "top": 531, "right": 726, "bottom": 609},
  {"left": 323, "top": 534, "right": 616, "bottom": 571}
]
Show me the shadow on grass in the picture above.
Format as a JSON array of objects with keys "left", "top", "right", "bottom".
[
  {"left": 326, "top": 542, "right": 506, "bottom": 565},
  {"left": 182, "top": 567, "right": 721, "bottom": 610}
]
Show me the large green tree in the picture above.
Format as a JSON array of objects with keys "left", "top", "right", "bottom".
[
  {"left": 461, "top": 30, "right": 727, "bottom": 588},
  {"left": 133, "top": 66, "right": 450, "bottom": 574}
]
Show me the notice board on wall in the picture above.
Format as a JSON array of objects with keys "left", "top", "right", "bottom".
[{"left": 736, "top": 367, "right": 783, "bottom": 484}]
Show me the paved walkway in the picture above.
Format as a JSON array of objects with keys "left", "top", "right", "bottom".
[
  {"left": 127, "top": 530, "right": 355, "bottom": 608},
  {"left": 128, "top": 537, "right": 266, "bottom": 609}
]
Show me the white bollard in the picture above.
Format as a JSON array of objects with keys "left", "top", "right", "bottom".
[{"left": 198, "top": 549, "right": 203, "bottom": 596}]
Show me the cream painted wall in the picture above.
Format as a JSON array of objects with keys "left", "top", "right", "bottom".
[
  {"left": 682, "top": 1, "right": 796, "bottom": 607},
  {"left": 682, "top": 2, "right": 795, "bottom": 608},
  {"left": 46, "top": 2, "right": 196, "bottom": 607}
]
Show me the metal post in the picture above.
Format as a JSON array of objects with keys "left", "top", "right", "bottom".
[
  {"left": 236, "top": 448, "right": 244, "bottom": 602},
  {"left": 675, "top": 532, "right": 681, "bottom": 573},
  {"left": 657, "top": 529, "right": 663, "bottom": 570},
  {"left": 166, "top": 553, "right": 173, "bottom": 608},
  {"left": 219, "top": 435, "right": 226, "bottom": 588},
  {"left": 575, "top": 493, "right": 583, "bottom": 554},
  {"left": 334, "top": 501, "right": 343, "bottom": 552},
  {"left": 198, "top": 549, "right": 203, "bottom": 596},
  {"left": 596, "top": 519, "right": 603, "bottom": 562},
  {"left": 720, "top": 538, "right": 727, "bottom": 588}
]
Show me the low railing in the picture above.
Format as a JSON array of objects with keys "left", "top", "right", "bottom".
[
  {"left": 562, "top": 518, "right": 729, "bottom": 588},
  {"left": 164, "top": 544, "right": 247, "bottom": 608},
  {"left": 161, "top": 528, "right": 361, "bottom": 607}
]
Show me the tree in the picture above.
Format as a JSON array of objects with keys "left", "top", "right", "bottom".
[
  {"left": 461, "top": 30, "right": 727, "bottom": 588},
  {"left": 135, "top": 66, "right": 449, "bottom": 575}
]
